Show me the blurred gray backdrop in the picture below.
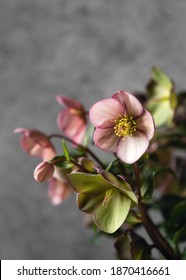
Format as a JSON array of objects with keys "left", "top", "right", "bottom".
[{"left": 1, "top": 0, "right": 186, "bottom": 259}]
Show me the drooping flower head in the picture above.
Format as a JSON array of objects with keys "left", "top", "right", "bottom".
[
  {"left": 68, "top": 169, "right": 137, "bottom": 233},
  {"left": 56, "top": 95, "right": 87, "bottom": 144},
  {"left": 89, "top": 90, "right": 155, "bottom": 164},
  {"left": 14, "top": 128, "right": 56, "bottom": 161},
  {"left": 14, "top": 128, "right": 72, "bottom": 204},
  {"left": 48, "top": 177, "right": 72, "bottom": 205}
]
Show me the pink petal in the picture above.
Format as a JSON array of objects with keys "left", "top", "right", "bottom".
[
  {"left": 56, "top": 95, "right": 84, "bottom": 110},
  {"left": 42, "top": 148, "right": 56, "bottom": 161},
  {"left": 136, "top": 110, "right": 155, "bottom": 140},
  {"left": 20, "top": 135, "right": 43, "bottom": 157},
  {"left": 48, "top": 177, "right": 71, "bottom": 205},
  {"left": 34, "top": 161, "right": 54, "bottom": 182},
  {"left": 94, "top": 127, "right": 119, "bottom": 152},
  {"left": 116, "top": 131, "right": 149, "bottom": 164},
  {"left": 112, "top": 90, "right": 143, "bottom": 117},
  {"left": 57, "top": 109, "right": 86, "bottom": 144},
  {"left": 28, "top": 131, "right": 53, "bottom": 148},
  {"left": 14, "top": 128, "right": 53, "bottom": 148},
  {"left": 72, "top": 123, "right": 87, "bottom": 144},
  {"left": 89, "top": 98, "right": 125, "bottom": 127}
]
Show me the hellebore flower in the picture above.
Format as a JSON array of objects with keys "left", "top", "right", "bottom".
[
  {"left": 56, "top": 95, "right": 87, "bottom": 144},
  {"left": 89, "top": 90, "right": 155, "bottom": 164},
  {"left": 14, "top": 128, "right": 72, "bottom": 204},
  {"left": 68, "top": 169, "right": 137, "bottom": 233},
  {"left": 146, "top": 66, "right": 177, "bottom": 127},
  {"left": 34, "top": 161, "right": 54, "bottom": 182},
  {"left": 47, "top": 160, "right": 73, "bottom": 205},
  {"left": 14, "top": 128, "right": 55, "bottom": 161}
]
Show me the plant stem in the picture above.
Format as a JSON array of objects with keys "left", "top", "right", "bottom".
[
  {"left": 48, "top": 133, "right": 105, "bottom": 168},
  {"left": 133, "top": 162, "right": 180, "bottom": 260},
  {"left": 50, "top": 157, "right": 88, "bottom": 173}
]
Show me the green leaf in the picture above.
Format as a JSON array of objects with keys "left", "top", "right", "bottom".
[
  {"left": 171, "top": 201, "right": 186, "bottom": 226},
  {"left": 157, "top": 195, "right": 185, "bottom": 220},
  {"left": 153, "top": 166, "right": 175, "bottom": 178},
  {"left": 141, "top": 178, "right": 154, "bottom": 203},
  {"left": 93, "top": 190, "right": 131, "bottom": 233},
  {"left": 181, "top": 248, "right": 186, "bottom": 260},
  {"left": 49, "top": 155, "right": 73, "bottom": 169},
  {"left": 68, "top": 148, "right": 85, "bottom": 158},
  {"left": 173, "top": 225, "right": 186, "bottom": 244},
  {"left": 62, "top": 139, "right": 71, "bottom": 161},
  {"left": 141, "top": 166, "right": 175, "bottom": 203},
  {"left": 125, "top": 211, "right": 142, "bottom": 225},
  {"left": 114, "top": 234, "right": 131, "bottom": 260},
  {"left": 128, "top": 230, "right": 152, "bottom": 260}
]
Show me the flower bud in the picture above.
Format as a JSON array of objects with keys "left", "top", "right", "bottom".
[{"left": 34, "top": 161, "right": 54, "bottom": 182}]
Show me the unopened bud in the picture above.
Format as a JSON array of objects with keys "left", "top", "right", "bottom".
[{"left": 34, "top": 161, "right": 54, "bottom": 182}]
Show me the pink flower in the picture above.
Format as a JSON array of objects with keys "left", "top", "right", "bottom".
[
  {"left": 48, "top": 177, "right": 71, "bottom": 205},
  {"left": 89, "top": 90, "right": 155, "bottom": 164},
  {"left": 56, "top": 95, "right": 87, "bottom": 144},
  {"left": 14, "top": 128, "right": 72, "bottom": 204},
  {"left": 14, "top": 128, "right": 56, "bottom": 161}
]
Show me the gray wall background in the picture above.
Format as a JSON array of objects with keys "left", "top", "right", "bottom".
[{"left": 1, "top": 0, "right": 186, "bottom": 259}]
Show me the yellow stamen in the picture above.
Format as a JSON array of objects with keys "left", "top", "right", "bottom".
[
  {"left": 69, "top": 108, "right": 84, "bottom": 116},
  {"left": 114, "top": 115, "right": 136, "bottom": 138}
]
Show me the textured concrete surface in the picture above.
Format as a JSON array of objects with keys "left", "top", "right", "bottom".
[{"left": 1, "top": 0, "right": 186, "bottom": 259}]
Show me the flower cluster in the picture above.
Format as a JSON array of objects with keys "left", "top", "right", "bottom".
[{"left": 15, "top": 67, "right": 186, "bottom": 260}]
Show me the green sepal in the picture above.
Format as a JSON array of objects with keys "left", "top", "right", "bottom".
[
  {"left": 68, "top": 172, "right": 110, "bottom": 195},
  {"left": 151, "top": 66, "right": 172, "bottom": 90},
  {"left": 146, "top": 66, "right": 177, "bottom": 127},
  {"left": 93, "top": 190, "right": 131, "bottom": 233}
]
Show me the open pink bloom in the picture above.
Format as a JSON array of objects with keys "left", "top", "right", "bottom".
[
  {"left": 56, "top": 95, "right": 87, "bottom": 144},
  {"left": 89, "top": 90, "right": 155, "bottom": 164},
  {"left": 14, "top": 128, "right": 56, "bottom": 161}
]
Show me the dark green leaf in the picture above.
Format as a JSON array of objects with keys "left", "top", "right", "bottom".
[
  {"left": 114, "top": 234, "right": 131, "bottom": 260},
  {"left": 128, "top": 230, "right": 152, "bottom": 260},
  {"left": 181, "top": 247, "right": 186, "bottom": 260},
  {"left": 157, "top": 195, "right": 185, "bottom": 220},
  {"left": 171, "top": 201, "right": 186, "bottom": 227},
  {"left": 173, "top": 225, "right": 186, "bottom": 244}
]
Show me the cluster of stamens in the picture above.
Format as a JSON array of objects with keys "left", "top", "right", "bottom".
[{"left": 114, "top": 115, "right": 137, "bottom": 138}]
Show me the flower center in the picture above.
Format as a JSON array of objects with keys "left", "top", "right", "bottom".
[{"left": 114, "top": 115, "right": 136, "bottom": 138}]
